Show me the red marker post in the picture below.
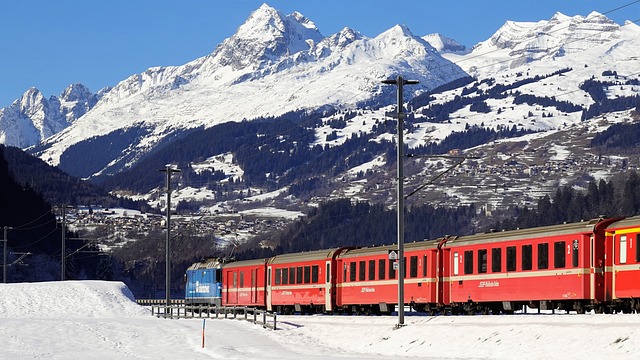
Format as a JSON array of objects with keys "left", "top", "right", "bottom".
[{"left": 202, "top": 319, "right": 206, "bottom": 348}]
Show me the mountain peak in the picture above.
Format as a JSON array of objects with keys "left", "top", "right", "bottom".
[
  {"left": 380, "top": 24, "right": 415, "bottom": 38},
  {"left": 210, "top": 4, "right": 323, "bottom": 70},
  {"left": 422, "top": 33, "right": 467, "bottom": 53},
  {"left": 60, "top": 83, "right": 93, "bottom": 102}
]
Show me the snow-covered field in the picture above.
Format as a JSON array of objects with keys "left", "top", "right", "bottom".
[{"left": 1, "top": 281, "right": 639, "bottom": 359}]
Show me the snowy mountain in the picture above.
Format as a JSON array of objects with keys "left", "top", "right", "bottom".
[
  {"left": 422, "top": 33, "right": 468, "bottom": 53},
  {"left": 454, "top": 11, "right": 640, "bottom": 76},
  {"left": 28, "top": 3, "right": 466, "bottom": 176},
  {"left": 1, "top": 5, "right": 639, "bottom": 219},
  {"left": 0, "top": 84, "right": 97, "bottom": 148}
]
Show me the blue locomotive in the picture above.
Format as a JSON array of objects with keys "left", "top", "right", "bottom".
[{"left": 184, "top": 258, "right": 223, "bottom": 306}]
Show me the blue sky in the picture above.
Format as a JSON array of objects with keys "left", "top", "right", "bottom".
[{"left": 0, "top": 0, "right": 638, "bottom": 107}]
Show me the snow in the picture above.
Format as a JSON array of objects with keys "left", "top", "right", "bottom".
[
  {"left": 238, "top": 207, "right": 303, "bottom": 220},
  {"left": 1, "top": 281, "right": 640, "bottom": 359}
]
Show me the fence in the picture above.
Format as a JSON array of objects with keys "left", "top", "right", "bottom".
[{"left": 148, "top": 304, "right": 277, "bottom": 330}]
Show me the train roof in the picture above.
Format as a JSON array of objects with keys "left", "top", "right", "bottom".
[
  {"left": 604, "top": 216, "right": 640, "bottom": 232},
  {"left": 187, "top": 258, "right": 222, "bottom": 271},
  {"left": 268, "top": 247, "right": 351, "bottom": 264},
  {"left": 222, "top": 258, "right": 269, "bottom": 269},
  {"left": 445, "top": 217, "right": 615, "bottom": 247},
  {"left": 338, "top": 240, "right": 439, "bottom": 258}
]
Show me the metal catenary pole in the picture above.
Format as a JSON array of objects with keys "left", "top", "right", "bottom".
[
  {"left": 61, "top": 206, "right": 66, "bottom": 281},
  {"left": 159, "top": 165, "right": 181, "bottom": 307},
  {"left": 382, "top": 76, "right": 418, "bottom": 328},
  {"left": 3, "top": 226, "right": 11, "bottom": 283}
]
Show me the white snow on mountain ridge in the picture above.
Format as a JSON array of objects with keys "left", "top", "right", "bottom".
[
  {"left": 31, "top": 4, "right": 465, "bottom": 176},
  {"left": 0, "top": 84, "right": 97, "bottom": 148}
]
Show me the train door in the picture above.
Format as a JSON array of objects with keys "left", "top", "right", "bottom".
[
  {"left": 591, "top": 234, "right": 608, "bottom": 302},
  {"left": 226, "top": 270, "right": 237, "bottom": 304},
  {"left": 251, "top": 268, "right": 257, "bottom": 304},
  {"left": 266, "top": 266, "right": 273, "bottom": 311},
  {"left": 437, "top": 247, "right": 451, "bottom": 305},
  {"left": 325, "top": 261, "right": 333, "bottom": 311}
]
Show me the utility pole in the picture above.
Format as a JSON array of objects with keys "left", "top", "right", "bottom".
[
  {"left": 2, "top": 226, "right": 12, "bottom": 283},
  {"left": 382, "top": 75, "right": 419, "bottom": 328},
  {"left": 159, "top": 165, "right": 181, "bottom": 307},
  {"left": 60, "top": 206, "right": 67, "bottom": 281}
]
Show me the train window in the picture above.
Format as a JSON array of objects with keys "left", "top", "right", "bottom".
[
  {"left": 326, "top": 264, "right": 330, "bottom": 283},
  {"left": 389, "top": 259, "right": 396, "bottom": 279},
  {"left": 538, "top": 243, "right": 549, "bottom": 269},
  {"left": 369, "top": 260, "right": 376, "bottom": 280},
  {"left": 422, "top": 255, "right": 427, "bottom": 277},
  {"left": 522, "top": 245, "right": 532, "bottom": 271},
  {"left": 233, "top": 272, "right": 237, "bottom": 288},
  {"left": 492, "top": 248, "right": 502, "bottom": 273},
  {"left": 554, "top": 241, "right": 566, "bottom": 268},
  {"left": 506, "top": 246, "right": 516, "bottom": 271},
  {"left": 572, "top": 240, "right": 579, "bottom": 267},
  {"left": 343, "top": 263, "right": 347, "bottom": 282},
  {"left": 289, "top": 267, "right": 296, "bottom": 284},
  {"left": 410, "top": 256, "right": 418, "bottom": 278},
  {"left": 304, "top": 266, "right": 311, "bottom": 283},
  {"left": 240, "top": 272, "right": 244, "bottom": 288},
  {"left": 404, "top": 257, "right": 407, "bottom": 279},
  {"left": 359, "top": 261, "right": 366, "bottom": 281},
  {"left": 453, "top": 252, "right": 459, "bottom": 275},
  {"left": 312, "top": 265, "right": 319, "bottom": 283},
  {"left": 464, "top": 250, "right": 473, "bottom": 274},
  {"left": 282, "top": 267, "right": 289, "bottom": 284},
  {"left": 275, "top": 268, "right": 282, "bottom": 285},
  {"left": 478, "top": 249, "right": 487, "bottom": 273},
  {"left": 620, "top": 235, "right": 628, "bottom": 264},
  {"left": 350, "top": 262, "right": 356, "bottom": 282},
  {"left": 379, "top": 259, "right": 386, "bottom": 280},
  {"left": 636, "top": 235, "right": 640, "bottom": 262},
  {"left": 296, "top": 267, "right": 303, "bottom": 284}
]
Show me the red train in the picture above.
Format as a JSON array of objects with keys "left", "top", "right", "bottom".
[{"left": 186, "top": 215, "right": 640, "bottom": 314}]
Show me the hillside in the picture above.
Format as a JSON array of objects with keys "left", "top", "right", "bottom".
[{"left": 0, "top": 6, "right": 638, "bottom": 231}]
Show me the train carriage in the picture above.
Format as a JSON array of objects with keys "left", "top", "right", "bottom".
[
  {"left": 441, "top": 217, "right": 619, "bottom": 314},
  {"left": 605, "top": 215, "right": 640, "bottom": 312},
  {"left": 185, "top": 258, "right": 223, "bottom": 306},
  {"left": 335, "top": 241, "right": 440, "bottom": 314},
  {"left": 266, "top": 247, "right": 351, "bottom": 313},
  {"left": 221, "top": 258, "right": 268, "bottom": 307}
]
